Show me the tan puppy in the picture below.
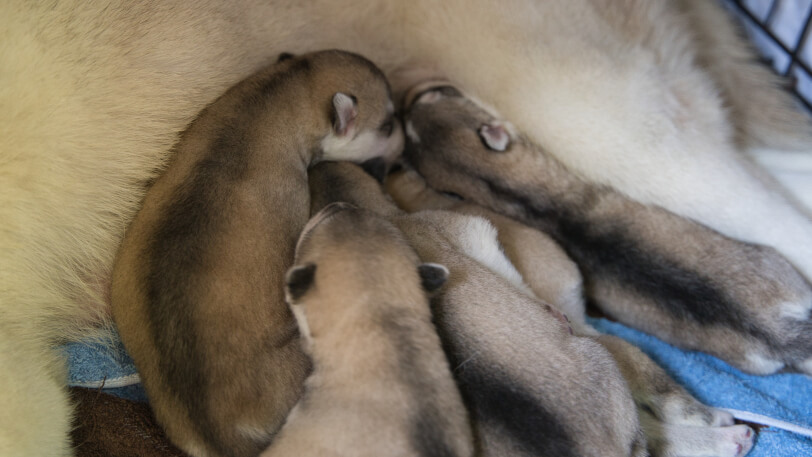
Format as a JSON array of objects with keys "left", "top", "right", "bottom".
[
  {"left": 386, "top": 166, "right": 755, "bottom": 457},
  {"left": 311, "top": 161, "right": 756, "bottom": 457},
  {"left": 309, "top": 163, "right": 646, "bottom": 456},
  {"left": 400, "top": 83, "right": 812, "bottom": 377},
  {"left": 385, "top": 164, "right": 586, "bottom": 328},
  {"left": 260, "top": 202, "right": 472, "bottom": 457},
  {"left": 110, "top": 50, "right": 402, "bottom": 457}
]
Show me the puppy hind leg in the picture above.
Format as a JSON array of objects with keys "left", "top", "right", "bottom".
[
  {"left": 597, "top": 335, "right": 734, "bottom": 429},
  {"left": 597, "top": 335, "right": 757, "bottom": 457},
  {"left": 640, "top": 411, "right": 754, "bottom": 457}
]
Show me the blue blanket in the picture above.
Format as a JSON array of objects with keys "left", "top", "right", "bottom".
[
  {"left": 64, "top": 321, "right": 812, "bottom": 456},
  {"left": 589, "top": 318, "right": 812, "bottom": 457}
]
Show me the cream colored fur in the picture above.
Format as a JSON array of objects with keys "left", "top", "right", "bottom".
[{"left": 2, "top": 0, "right": 811, "bottom": 455}]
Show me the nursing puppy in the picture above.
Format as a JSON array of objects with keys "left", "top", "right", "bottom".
[
  {"left": 400, "top": 84, "right": 812, "bottom": 377},
  {"left": 5, "top": 1, "right": 812, "bottom": 455},
  {"left": 386, "top": 166, "right": 755, "bottom": 457},
  {"left": 385, "top": 164, "right": 586, "bottom": 327},
  {"left": 110, "top": 50, "right": 402, "bottom": 457},
  {"left": 309, "top": 162, "right": 754, "bottom": 457},
  {"left": 260, "top": 202, "right": 472, "bottom": 457}
]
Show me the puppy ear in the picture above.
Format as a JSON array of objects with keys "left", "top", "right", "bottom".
[
  {"left": 277, "top": 52, "right": 295, "bottom": 62},
  {"left": 479, "top": 124, "right": 510, "bottom": 152},
  {"left": 418, "top": 263, "right": 449, "bottom": 293},
  {"left": 285, "top": 263, "right": 316, "bottom": 302},
  {"left": 332, "top": 92, "right": 358, "bottom": 136}
]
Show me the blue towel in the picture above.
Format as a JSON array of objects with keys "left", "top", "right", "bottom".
[
  {"left": 61, "top": 336, "right": 147, "bottom": 402},
  {"left": 589, "top": 317, "right": 812, "bottom": 457},
  {"left": 64, "top": 322, "right": 811, "bottom": 455}
]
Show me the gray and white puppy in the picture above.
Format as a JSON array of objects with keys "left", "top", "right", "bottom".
[
  {"left": 400, "top": 83, "right": 812, "bottom": 377},
  {"left": 260, "top": 202, "right": 472, "bottom": 457},
  {"left": 111, "top": 50, "right": 403, "bottom": 457}
]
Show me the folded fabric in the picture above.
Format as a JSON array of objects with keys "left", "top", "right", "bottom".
[
  {"left": 589, "top": 317, "right": 812, "bottom": 457},
  {"left": 61, "top": 336, "right": 147, "bottom": 403},
  {"left": 63, "top": 320, "right": 811, "bottom": 456}
]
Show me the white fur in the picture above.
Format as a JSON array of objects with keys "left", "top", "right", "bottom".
[
  {"left": 290, "top": 304, "right": 312, "bottom": 349},
  {"left": 442, "top": 213, "right": 534, "bottom": 297},
  {"left": 799, "top": 357, "right": 812, "bottom": 376},
  {"left": 320, "top": 124, "right": 404, "bottom": 163},
  {"left": 405, "top": 120, "right": 421, "bottom": 144},
  {"left": 779, "top": 299, "right": 812, "bottom": 320},
  {"left": 649, "top": 421, "right": 754, "bottom": 457},
  {"left": 743, "top": 352, "right": 785, "bottom": 375}
]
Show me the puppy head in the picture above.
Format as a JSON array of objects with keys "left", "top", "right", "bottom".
[
  {"left": 400, "top": 82, "right": 531, "bottom": 210},
  {"left": 299, "top": 50, "right": 404, "bottom": 165},
  {"left": 285, "top": 203, "right": 447, "bottom": 346}
]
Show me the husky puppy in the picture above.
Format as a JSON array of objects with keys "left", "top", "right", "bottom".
[
  {"left": 4, "top": 1, "right": 812, "bottom": 455},
  {"left": 260, "top": 202, "right": 472, "bottom": 457},
  {"left": 309, "top": 162, "right": 756, "bottom": 457},
  {"left": 400, "top": 84, "right": 812, "bottom": 377},
  {"left": 110, "top": 50, "right": 402, "bottom": 457},
  {"left": 386, "top": 165, "right": 756, "bottom": 457},
  {"left": 385, "top": 164, "right": 586, "bottom": 327}
]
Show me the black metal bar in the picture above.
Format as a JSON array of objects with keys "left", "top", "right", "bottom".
[
  {"left": 765, "top": 0, "right": 782, "bottom": 27},
  {"left": 726, "top": 0, "right": 812, "bottom": 108},
  {"left": 785, "top": 3, "right": 812, "bottom": 77}
]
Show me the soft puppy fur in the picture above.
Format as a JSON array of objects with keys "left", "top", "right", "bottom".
[
  {"left": 400, "top": 83, "right": 812, "bottom": 377},
  {"left": 111, "top": 50, "right": 402, "bottom": 457},
  {"left": 3, "top": 0, "right": 812, "bottom": 455},
  {"left": 260, "top": 202, "right": 472, "bottom": 457},
  {"left": 309, "top": 162, "right": 755, "bottom": 457}
]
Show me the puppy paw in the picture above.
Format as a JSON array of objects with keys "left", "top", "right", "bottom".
[
  {"left": 657, "top": 397, "right": 736, "bottom": 428},
  {"left": 707, "top": 425, "right": 755, "bottom": 457},
  {"left": 643, "top": 413, "right": 755, "bottom": 457}
]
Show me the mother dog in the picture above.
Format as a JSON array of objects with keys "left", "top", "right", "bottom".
[{"left": 2, "top": 1, "right": 811, "bottom": 456}]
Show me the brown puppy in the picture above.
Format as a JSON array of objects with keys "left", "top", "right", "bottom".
[
  {"left": 400, "top": 83, "right": 812, "bottom": 377},
  {"left": 260, "top": 202, "right": 472, "bottom": 457},
  {"left": 110, "top": 50, "right": 403, "bottom": 457}
]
